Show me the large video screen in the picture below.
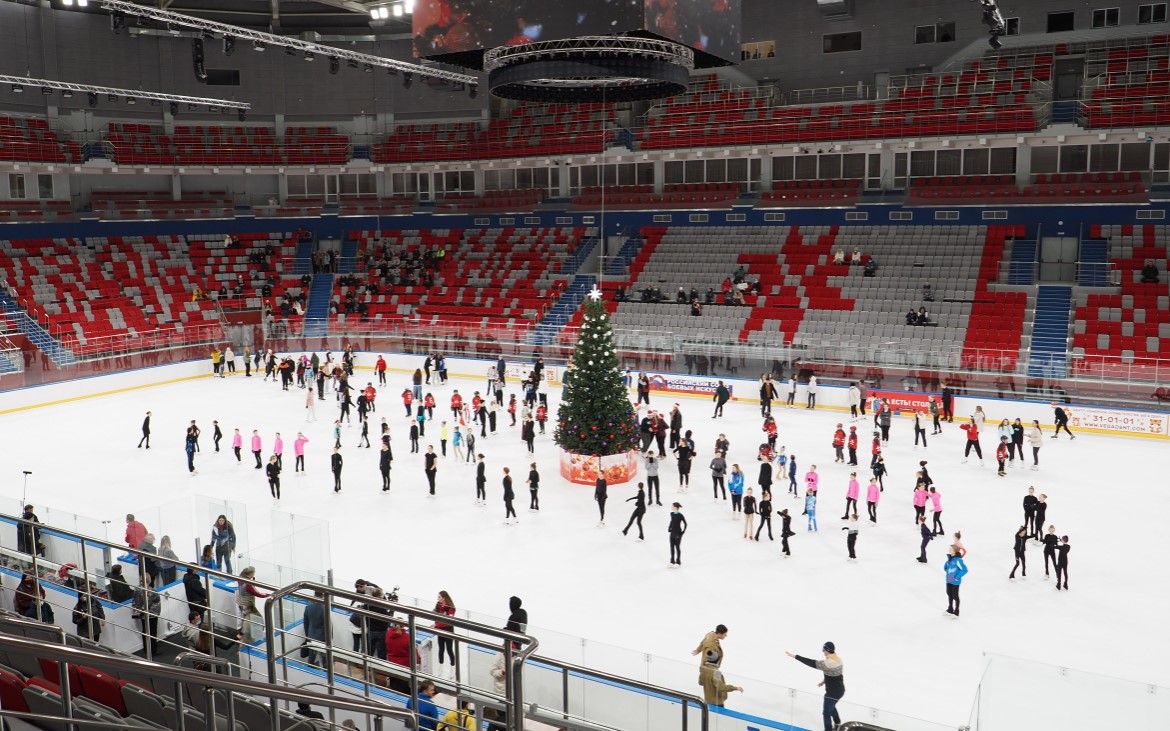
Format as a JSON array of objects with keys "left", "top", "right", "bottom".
[
  {"left": 413, "top": 0, "right": 740, "bottom": 62},
  {"left": 644, "top": 0, "right": 741, "bottom": 62}
]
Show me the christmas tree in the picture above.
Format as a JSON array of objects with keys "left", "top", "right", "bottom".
[{"left": 554, "top": 289, "right": 640, "bottom": 456}]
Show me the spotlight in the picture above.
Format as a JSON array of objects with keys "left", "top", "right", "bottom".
[
  {"left": 363, "top": 63, "right": 374, "bottom": 73},
  {"left": 187, "top": 103, "right": 198, "bottom": 111},
  {"left": 78, "top": 0, "right": 88, "bottom": 6},
  {"left": 109, "top": 12, "right": 125, "bottom": 34},
  {"left": 347, "top": 59, "right": 360, "bottom": 69},
  {"left": 88, "top": 92, "right": 98, "bottom": 107},
  {"left": 253, "top": 40, "right": 266, "bottom": 51},
  {"left": 126, "top": 97, "right": 136, "bottom": 105},
  {"left": 169, "top": 101, "right": 179, "bottom": 115},
  {"left": 304, "top": 50, "right": 316, "bottom": 61},
  {"left": 223, "top": 36, "right": 235, "bottom": 56},
  {"left": 107, "top": 94, "right": 117, "bottom": 102},
  {"left": 11, "top": 84, "right": 24, "bottom": 93},
  {"left": 469, "top": 84, "right": 478, "bottom": 99},
  {"left": 150, "top": 99, "right": 161, "bottom": 106},
  {"left": 61, "top": 89, "right": 73, "bottom": 98},
  {"left": 393, "top": 5, "right": 403, "bottom": 17},
  {"left": 63, "top": 0, "right": 73, "bottom": 6},
  {"left": 404, "top": 0, "right": 414, "bottom": 12},
  {"left": 330, "top": 56, "right": 341, "bottom": 74},
  {"left": 285, "top": 47, "right": 297, "bottom": 57},
  {"left": 989, "top": 35, "right": 1003, "bottom": 50},
  {"left": 403, "top": 72, "right": 412, "bottom": 88},
  {"left": 41, "top": 86, "right": 53, "bottom": 95}
]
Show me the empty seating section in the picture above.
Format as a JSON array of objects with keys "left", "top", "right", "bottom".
[
  {"left": 908, "top": 174, "right": 1146, "bottom": 204},
  {"left": 371, "top": 121, "right": 477, "bottom": 163},
  {"left": 434, "top": 189, "right": 546, "bottom": 213},
  {"left": 0, "top": 236, "right": 219, "bottom": 347},
  {"left": 284, "top": 126, "right": 350, "bottom": 165},
  {"left": 637, "top": 66, "right": 1037, "bottom": 151},
  {"left": 186, "top": 232, "right": 300, "bottom": 310},
  {"left": 0, "top": 115, "right": 80, "bottom": 163},
  {"left": 338, "top": 196, "right": 418, "bottom": 216},
  {"left": 571, "top": 183, "right": 740, "bottom": 210},
  {"left": 339, "top": 227, "right": 582, "bottom": 330},
  {"left": 1081, "top": 35, "right": 1170, "bottom": 128},
  {"left": 0, "top": 200, "right": 74, "bottom": 222},
  {"left": 106, "top": 124, "right": 282, "bottom": 166},
  {"left": 760, "top": 179, "right": 860, "bottom": 207},
  {"left": 91, "top": 191, "right": 234, "bottom": 220},
  {"left": 960, "top": 225, "right": 1027, "bottom": 369},
  {"left": 472, "top": 104, "right": 615, "bottom": 159},
  {"left": 1072, "top": 224, "right": 1170, "bottom": 367}
]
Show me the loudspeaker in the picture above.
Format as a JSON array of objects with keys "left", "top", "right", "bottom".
[{"left": 192, "top": 38, "right": 208, "bottom": 82}]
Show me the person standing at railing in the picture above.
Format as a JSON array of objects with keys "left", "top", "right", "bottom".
[
  {"left": 693, "top": 625, "right": 744, "bottom": 707},
  {"left": 137, "top": 410, "right": 151, "bottom": 449},
  {"left": 786, "top": 643, "right": 844, "bottom": 731},
  {"left": 235, "top": 566, "right": 269, "bottom": 644},
  {"left": 211, "top": 516, "right": 236, "bottom": 574}
]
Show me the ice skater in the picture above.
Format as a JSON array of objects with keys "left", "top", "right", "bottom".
[
  {"left": 742, "top": 488, "right": 756, "bottom": 539},
  {"left": 1009, "top": 526, "right": 1027, "bottom": 579},
  {"left": 841, "top": 473, "right": 859, "bottom": 520},
  {"left": 929, "top": 487, "right": 943, "bottom": 536},
  {"left": 779, "top": 509, "right": 793, "bottom": 556},
  {"left": 668, "top": 502, "right": 686, "bottom": 567},
  {"left": 527, "top": 463, "right": 540, "bottom": 511},
  {"left": 138, "top": 411, "right": 151, "bottom": 449},
  {"left": 212, "top": 421, "right": 223, "bottom": 452},
  {"left": 1028, "top": 420, "right": 1043, "bottom": 469},
  {"left": 710, "top": 451, "right": 727, "bottom": 499},
  {"left": 645, "top": 452, "right": 661, "bottom": 506},
  {"left": 424, "top": 446, "right": 438, "bottom": 495},
  {"left": 306, "top": 387, "right": 317, "bottom": 422},
  {"left": 846, "top": 427, "right": 858, "bottom": 466},
  {"left": 785, "top": 644, "right": 843, "bottom": 731},
  {"left": 331, "top": 447, "right": 343, "bottom": 493},
  {"left": 1033, "top": 494, "right": 1048, "bottom": 541},
  {"left": 475, "top": 454, "right": 487, "bottom": 505},
  {"left": 754, "top": 491, "right": 773, "bottom": 541},
  {"left": 995, "top": 437, "right": 1010, "bottom": 476},
  {"left": 803, "top": 488, "right": 817, "bottom": 532},
  {"left": 959, "top": 417, "right": 983, "bottom": 464},
  {"left": 273, "top": 432, "right": 284, "bottom": 469},
  {"left": 595, "top": 475, "right": 608, "bottom": 526},
  {"left": 1022, "top": 487, "right": 1038, "bottom": 538},
  {"left": 232, "top": 429, "right": 242, "bottom": 463},
  {"left": 728, "top": 464, "right": 744, "bottom": 513},
  {"left": 379, "top": 443, "right": 392, "bottom": 492},
  {"left": 294, "top": 433, "right": 309, "bottom": 473},
  {"left": 842, "top": 514, "right": 859, "bottom": 559},
  {"left": 251, "top": 430, "right": 263, "bottom": 469},
  {"left": 1055, "top": 535, "right": 1070, "bottom": 590},
  {"left": 944, "top": 546, "right": 968, "bottom": 617},
  {"left": 185, "top": 433, "right": 197, "bottom": 475},
  {"left": 832, "top": 424, "right": 846, "bottom": 463},
  {"left": 866, "top": 477, "right": 880, "bottom": 523},
  {"left": 917, "top": 515, "right": 932, "bottom": 563},
  {"left": 913, "top": 484, "right": 929, "bottom": 524},
  {"left": 913, "top": 410, "right": 928, "bottom": 448},
  {"left": 502, "top": 468, "right": 517, "bottom": 525},
  {"left": 1042, "top": 525, "right": 1058, "bottom": 577},
  {"left": 266, "top": 456, "right": 281, "bottom": 500},
  {"left": 1052, "top": 403, "right": 1075, "bottom": 439},
  {"left": 622, "top": 483, "right": 646, "bottom": 540},
  {"left": 712, "top": 381, "right": 730, "bottom": 418}
]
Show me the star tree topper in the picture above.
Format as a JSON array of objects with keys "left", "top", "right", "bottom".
[{"left": 587, "top": 285, "right": 603, "bottom": 301}]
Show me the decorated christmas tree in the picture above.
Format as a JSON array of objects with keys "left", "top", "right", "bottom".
[{"left": 554, "top": 289, "right": 640, "bottom": 457}]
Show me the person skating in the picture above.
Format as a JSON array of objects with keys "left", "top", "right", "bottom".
[
  {"left": 1009, "top": 526, "right": 1027, "bottom": 579},
  {"left": 1027, "top": 419, "right": 1043, "bottom": 470},
  {"left": 878, "top": 401, "right": 892, "bottom": 442},
  {"left": 645, "top": 452, "right": 662, "bottom": 506},
  {"left": 379, "top": 443, "right": 392, "bottom": 492},
  {"left": 757, "top": 453, "right": 773, "bottom": 499},
  {"left": 138, "top": 411, "right": 151, "bottom": 449},
  {"left": 866, "top": 477, "right": 880, "bottom": 524},
  {"left": 728, "top": 463, "right": 744, "bottom": 514},
  {"left": 742, "top": 488, "right": 757, "bottom": 539},
  {"left": 273, "top": 432, "right": 284, "bottom": 468},
  {"left": 832, "top": 424, "right": 846, "bottom": 463},
  {"left": 475, "top": 454, "right": 487, "bottom": 505},
  {"left": 1022, "top": 487, "right": 1039, "bottom": 539},
  {"left": 803, "top": 488, "right": 818, "bottom": 532},
  {"left": 917, "top": 514, "right": 932, "bottom": 563},
  {"left": 673, "top": 434, "right": 693, "bottom": 492},
  {"left": 846, "top": 427, "right": 858, "bottom": 466},
  {"left": 944, "top": 546, "right": 968, "bottom": 617},
  {"left": 804, "top": 465, "right": 820, "bottom": 496},
  {"left": 762, "top": 415, "right": 778, "bottom": 451},
  {"left": 1033, "top": 493, "right": 1048, "bottom": 542},
  {"left": 1011, "top": 417, "right": 1025, "bottom": 464},
  {"left": 788, "top": 454, "right": 799, "bottom": 497},
  {"left": 521, "top": 416, "right": 535, "bottom": 453},
  {"left": 913, "top": 410, "right": 928, "bottom": 449},
  {"left": 806, "top": 375, "right": 818, "bottom": 409},
  {"left": 755, "top": 491, "right": 774, "bottom": 541},
  {"left": 785, "top": 644, "right": 844, "bottom": 731},
  {"left": 941, "top": 382, "right": 954, "bottom": 422},
  {"left": 842, "top": 514, "right": 860, "bottom": 559},
  {"left": 1042, "top": 525, "right": 1059, "bottom": 578},
  {"left": 841, "top": 473, "right": 859, "bottom": 520},
  {"left": 424, "top": 446, "right": 438, "bottom": 495},
  {"left": 595, "top": 475, "right": 608, "bottom": 526},
  {"left": 929, "top": 487, "right": 944, "bottom": 537},
  {"left": 331, "top": 448, "right": 343, "bottom": 493},
  {"left": 527, "top": 463, "right": 540, "bottom": 511},
  {"left": 668, "top": 404, "right": 683, "bottom": 451},
  {"left": 668, "top": 502, "right": 687, "bottom": 567},
  {"left": 1055, "top": 535, "right": 1070, "bottom": 590},
  {"left": 1052, "top": 403, "right": 1075, "bottom": 439},
  {"left": 928, "top": 397, "right": 941, "bottom": 435},
  {"left": 871, "top": 455, "right": 887, "bottom": 491},
  {"left": 713, "top": 381, "right": 730, "bottom": 418},
  {"left": 402, "top": 389, "right": 413, "bottom": 417},
  {"left": 655, "top": 413, "right": 668, "bottom": 456},
  {"left": 913, "top": 483, "right": 929, "bottom": 525},
  {"left": 778, "top": 508, "right": 794, "bottom": 556},
  {"left": 959, "top": 416, "right": 984, "bottom": 464},
  {"left": 185, "top": 432, "right": 198, "bottom": 475},
  {"left": 266, "top": 456, "right": 281, "bottom": 500},
  {"left": 622, "top": 483, "right": 646, "bottom": 540},
  {"left": 502, "top": 468, "right": 517, "bottom": 525},
  {"left": 710, "top": 451, "right": 727, "bottom": 499},
  {"left": 995, "top": 436, "right": 1010, "bottom": 476},
  {"left": 250, "top": 430, "right": 263, "bottom": 469},
  {"left": 693, "top": 625, "right": 744, "bottom": 707},
  {"left": 847, "top": 382, "right": 861, "bottom": 420},
  {"left": 188, "top": 420, "right": 202, "bottom": 453},
  {"left": 759, "top": 375, "right": 776, "bottom": 416}
]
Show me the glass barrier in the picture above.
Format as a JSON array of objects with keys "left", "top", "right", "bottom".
[{"left": 971, "top": 653, "right": 1170, "bottom": 729}]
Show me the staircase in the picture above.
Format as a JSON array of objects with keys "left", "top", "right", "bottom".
[
  {"left": 528, "top": 275, "right": 597, "bottom": 345},
  {"left": 338, "top": 238, "right": 359, "bottom": 274},
  {"left": 303, "top": 274, "right": 334, "bottom": 337},
  {"left": 1028, "top": 285, "right": 1073, "bottom": 378},
  {"left": 290, "top": 239, "right": 315, "bottom": 276},
  {"left": 0, "top": 292, "right": 76, "bottom": 364},
  {"left": 1006, "top": 239, "right": 1037, "bottom": 285},
  {"left": 1051, "top": 101, "right": 1080, "bottom": 124},
  {"left": 1078, "top": 238, "right": 1110, "bottom": 286},
  {"left": 556, "top": 236, "right": 599, "bottom": 276}
]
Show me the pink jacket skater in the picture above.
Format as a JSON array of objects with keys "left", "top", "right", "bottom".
[{"left": 846, "top": 479, "right": 860, "bottom": 500}]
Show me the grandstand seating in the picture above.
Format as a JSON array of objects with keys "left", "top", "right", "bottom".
[
  {"left": 0, "top": 200, "right": 74, "bottom": 222},
  {"left": 960, "top": 226, "right": 1028, "bottom": 369},
  {"left": 1072, "top": 224, "right": 1170, "bottom": 366},
  {"left": 907, "top": 173, "right": 1147, "bottom": 205},
  {"left": 570, "top": 183, "right": 740, "bottom": 210},
  {"left": 760, "top": 179, "right": 860, "bottom": 207},
  {"left": 337, "top": 227, "right": 582, "bottom": 330},
  {"left": 1080, "top": 34, "right": 1170, "bottom": 128},
  {"left": 434, "top": 189, "right": 545, "bottom": 213},
  {"left": 283, "top": 126, "right": 350, "bottom": 165},
  {"left": 0, "top": 236, "right": 220, "bottom": 347},
  {"left": 0, "top": 115, "right": 80, "bottom": 164},
  {"left": 107, "top": 124, "right": 349, "bottom": 166},
  {"left": 91, "top": 191, "right": 234, "bottom": 220},
  {"left": 186, "top": 232, "right": 301, "bottom": 311},
  {"left": 338, "top": 196, "right": 418, "bottom": 216},
  {"left": 470, "top": 104, "right": 616, "bottom": 159},
  {"left": 371, "top": 121, "right": 478, "bottom": 163}
]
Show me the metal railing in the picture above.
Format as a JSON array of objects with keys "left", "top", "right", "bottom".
[
  {"left": 783, "top": 84, "right": 873, "bottom": 106},
  {"left": 0, "top": 628, "right": 415, "bottom": 731},
  {"left": 53, "top": 321, "right": 228, "bottom": 362}
]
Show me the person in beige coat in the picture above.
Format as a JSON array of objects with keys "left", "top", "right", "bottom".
[{"left": 691, "top": 625, "right": 743, "bottom": 707}]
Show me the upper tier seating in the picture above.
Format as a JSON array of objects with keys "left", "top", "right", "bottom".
[
  {"left": 570, "top": 183, "right": 741, "bottom": 210},
  {"left": 434, "top": 189, "right": 546, "bottom": 213},
  {"left": 1080, "top": 34, "right": 1170, "bottom": 128},
  {"left": 0, "top": 236, "right": 220, "bottom": 347},
  {"left": 0, "top": 200, "right": 74, "bottom": 222},
  {"left": 1072, "top": 224, "right": 1170, "bottom": 369},
  {"left": 338, "top": 196, "right": 418, "bottom": 216},
  {"left": 91, "top": 191, "right": 234, "bottom": 220},
  {"left": 907, "top": 174, "right": 1147, "bottom": 205},
  {"left": 106, "top": 124, "right": 278, "bottom": 166},
  {"left": 760, "top": 179, "right": 861, "bottom": 207},
  {"left": 0, "top": 115, "right": 81, "bottom": 163},
  {"left": 284, "top": 126, "right": 350, "bottom": 165},
  {"left": 371, "top": 121, "right": 478, "bottom": 163}
]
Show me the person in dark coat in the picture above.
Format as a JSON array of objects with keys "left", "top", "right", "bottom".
[
  {"left": 73, "top": 592, "right": 105, "bottom": 642},
  {"left": 17, "top": 504, "right": 41, "bottom": 556},
  {"left": 138, "top": 411, "right": 152, "bottom": 448},
  {"left": 183, "top": 566, "right": 208, "bottom": 614},
  {"left": 594, "top": 475, "right": 608, "bottom": 525}
]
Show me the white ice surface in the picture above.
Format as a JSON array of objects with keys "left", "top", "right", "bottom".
[{"left": 1, "top": 365, "right": 1167, "bottom": 727}]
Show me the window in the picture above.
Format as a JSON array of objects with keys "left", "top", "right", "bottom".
[
  {"left": 498, "top": 217, "right": 515, "bottom": 225},
  {"left": 1092, "top": 7, "right": 1120, "bottom": 27},
  {"left": 915, "top": 25, "right": 936, "bottom": 44},
  {"left": 581, "top": 215, "right": 595, "bottom": 224},
  {"left": 652, "top": 214, "right": 672, "bottom": 223},
  {"left": 688, "top": 213, "right": 709, "bottom": 223},
  {"left": 726, "top": 213, "right": 746, "bottom": 222},
  {"left": 524, "top": 216, "right": 540, "bottom": 225},
  {"left": 763, "top": 212, "right": 786, "bottom": 221},
  {"left": 937, "top": 22, "right": 956, "bottom": 42},
  {"left": 845, "top": 212, "right": 868, "bottom": 221},
  {"left": 1137, "top": 209, "right": 1166, "bottom": 219},
  {"left": 1005, "top": 17, "right": 1021, "bottom": 35},
  {"left": 982, "top": 211, "right": 1009, "bottom": 220},
  {"left": 8, "top": 174, "right": 26, "bottom": 199},
  {"left": 823, "top": 31, "right": 862, "bottom": 53},
  {"left": 889, "top": 211, "right": 913, "bottom": 221},
  {"left": 556, "top": 216, "right": 573, "bottom": 225},
  {"left": 1139, "top": 3, "right": 1168, "bottom": 23},
  {"left": 1048, "top": 11, "right": 1075, "bottom": 32},
  {"left": 917, "top": 22, "right": 956, "bottom": 44},
  {"left": 934, "top": 211, "right": 960, "bottom": 220},
  {"left": 37, "top": 174, "right": 53, "bottom": 199},
  {"left": 739, "top": 40, "right": 776, "bottom": 60},
  {"left": 474, "top": 217, "right": 491, "bottom": 226}
]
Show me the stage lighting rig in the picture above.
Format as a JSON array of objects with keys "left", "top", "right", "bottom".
[{"left": 976, "top": 0, "right": 1008, "bottom": 49}]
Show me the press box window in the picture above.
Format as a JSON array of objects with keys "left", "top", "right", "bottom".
[
  {"left": 1047, "top": 11, "right": 1075, "bottom": 32},
  {"left": 823, "top": 32, "right": 862, "bottom": 53},
  {"left": 1092, "top": 8, "right": 1120, "bottom": 27},
  {"left": 1139, "top": 3, "right": 1168, "bottom": 23}
]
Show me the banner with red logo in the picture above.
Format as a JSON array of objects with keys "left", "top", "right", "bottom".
[{"left": 868, "top": 390, "right": 934, "bottom": 414}]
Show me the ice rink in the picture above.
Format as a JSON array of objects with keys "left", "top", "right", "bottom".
[{"left": 1, "top": 357, "right": 1167, "bottom": 727}]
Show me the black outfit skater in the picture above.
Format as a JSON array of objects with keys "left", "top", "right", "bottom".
[
  {"left": 410, "top": 424, "right": 420, "bottom": 453},
  {"left": 755, "top": 495, "right": 773, "bottom": 541},
  {"left": 1009, "top": 530, "right": 1027, "bottom": 579},
  {"left": 379, "top": 446, "right": 392, "bottom": 491},
  {"left": 331, "top": 452, "right": 343, "bottom": 492},
  {"left": 503, "top": 474, "right": 517, "bottom": 520},
  {"left": 213, "top": 423, "right": 223, "bottom": 452},
  {"left": 1055, "top": 540, "right": 1070, "bottom": 590},
  {"left": 1023, "top": 492, "right": 1038, "bottom": 539},
  {"left": 138, "top": 413, "right": 151, "bottom": 448},
  {"left": 266, "top": 460, "right": 281, "bottom": 499},
  {"left": 941, "top": 385, "right": 954, "bottom": 422},
  {"left": 595, "top": 477, "right": 608, "bottom": 523},
  {"left": 780, "top": 511, "right": 793, "bottom": 555},
  {"left": 843, "top": 522, "right": 859, "bottom": 559},
  {"left": 1043, "top": 532, "right": 1059, "bottom": 577},
  {"left": 476, "top": 460, "right": 487, "bottom": 502},
  {"left": 1033, "top": 500, "right": 1048, "bottom": 542},
  {"left": 674, "top": 440, "right": 693, "bottom": 488},
  {"left": 527, "top": 468, "right": 540, "bottom": 510},
  {"left": 358, "top": 420, "right": 370, "bottom": 448},
  {"left": 1053, "top": 406, "right": 1075, "bottom": 438},
  {"left": 424, "top": 451, "right": 438, "bottom": 494},
  {"left": 623, "top": 488, "right": 646, "bottom": 539},
  {"left": 918, "top": 520, "right": 933, "bottom": 562},
  {"left": 668, "top": 509, "right": 687, "bottom": 565}
]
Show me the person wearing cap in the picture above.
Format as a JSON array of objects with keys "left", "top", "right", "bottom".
[
  {"left": 944, "top": 545, "right": 968, "bottom": 616},
  {"left": 692, "top": 624, "right": 743, "bottom": 706},
  {"left": 1054, "top": 535, "right": 1070, "bottom": 590},
  {"left": 846, "top": 427, "right": 858, "bottom": 466},
  {"left": 786, "top": 643, "right": 844, "bottom": 731},
  {"left": 832, "top": 424, "right": 846, "bottom": 463},
  {"left": 668, "top": 502, "right": 687, "bottom": 567}
]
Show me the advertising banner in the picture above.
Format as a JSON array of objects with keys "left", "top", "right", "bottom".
[
  {"left": 867, "top": 389, "right": 934, "bottom": 414},
  {"left": 646, "top": 373, "right": 734, "bottom": 398},
  {"left": 559, "top": 450, "right": 639, "bottom": 485},
  {"left": 1069, "top": 406, "right": 1169, "bottom": 437}
]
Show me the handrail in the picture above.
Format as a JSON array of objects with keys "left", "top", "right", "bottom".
[
  {"left": 0, "top": 632, "right": 416, "bottom": 729},
  {"left": 263, "top": 580, "right": 539, "bottom": 731}
]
